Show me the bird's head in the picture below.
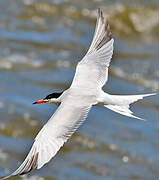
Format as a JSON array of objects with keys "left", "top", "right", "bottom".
[{"left": 33, "top": 92, "right": 63, "bottom": 105}]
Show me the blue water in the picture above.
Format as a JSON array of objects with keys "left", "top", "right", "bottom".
[{"left": 0, "top": 1, "right": 159, "bottom": 180}]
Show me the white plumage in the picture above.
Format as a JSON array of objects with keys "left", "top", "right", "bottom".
[{"left": 1, "top": 8, "right": 156, "bottom": 179}]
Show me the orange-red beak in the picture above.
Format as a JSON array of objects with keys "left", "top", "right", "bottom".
[{"left": 33, "top": 99, "right": 48, "bottom": 104}]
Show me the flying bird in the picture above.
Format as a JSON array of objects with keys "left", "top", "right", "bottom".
[{"left": 1, "top": 8, "right": 156, "bottom": 179}]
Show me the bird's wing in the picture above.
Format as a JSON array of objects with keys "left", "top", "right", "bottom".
[
  {"left": 2, "top": 97, "right": 92, "bottom": 179},
  {"left": 71, "top": 8, "right": 114, "bottom": 89}
]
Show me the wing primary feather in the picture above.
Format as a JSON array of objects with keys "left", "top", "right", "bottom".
[
  {"left": 12, "top": 148, "right": 39, "bottom": 176},
  {"left": 0, "top": 150, "right": 38, "bottom": 179},
  {"left": 96, "top": 22, "right": 112, "bottom": 50},
  {"left": 87, "top": 8, "right": 112, "bottom": 55}
]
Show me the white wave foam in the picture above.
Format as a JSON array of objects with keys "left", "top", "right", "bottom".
[
  {"left": 0, "top": 149, "right": 8, "bottom": 161},
  {"left": 0, "top": 54, "right": 43, "bottom": 69},
  {"left": 0, "top": 102, "right": 4, "bottom": 109},
  {"left": 111, "top": 66, "right": 159, "bottom": 90}
]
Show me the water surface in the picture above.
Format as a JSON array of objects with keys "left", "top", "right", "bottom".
[{"left": 0, "top": 1, "right": 159, "bottom": 180}]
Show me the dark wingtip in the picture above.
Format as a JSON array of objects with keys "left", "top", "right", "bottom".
[
  {"left": 97, "top": 8, "right": 102, "bottom": 16},
  {"left": 97, "top": 8, "right": 104, "bottom": 22},
  {"left": 32, "top": 102, "right": 37, "bottom": 104},
  {"left": 97, "top": 8, "right": 101, "bottom": 16},
  {"left": 95, "top": 9, "right": 112, "bottom": 50}
]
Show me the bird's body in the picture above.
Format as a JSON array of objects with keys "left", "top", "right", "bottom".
[{"left": 1, "top": 8, "right": 156, "bottom": 179}]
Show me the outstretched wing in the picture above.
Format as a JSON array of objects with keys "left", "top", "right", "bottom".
[
  {"left": 2, "top": 97, "right": 92, "bottom": 179},
  {"left": 71, "top": 8, "right": 114, "bottom": 89}
]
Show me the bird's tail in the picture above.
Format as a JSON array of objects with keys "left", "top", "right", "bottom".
[{"left": 103, "top": 93, "right": 156, "bottom": 120}]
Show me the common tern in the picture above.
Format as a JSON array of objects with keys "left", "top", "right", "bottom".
[{"left": 1, "top": 8, "right": 156, "bottom": 179}]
